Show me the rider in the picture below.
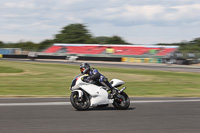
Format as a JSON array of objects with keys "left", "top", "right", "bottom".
[{"left": 80, "top": 62, "right": 118, "bottom": 98}]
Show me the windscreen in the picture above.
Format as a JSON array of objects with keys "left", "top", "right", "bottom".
[{"left": 71, "top": 74, "right": 82, "bottom": 87}]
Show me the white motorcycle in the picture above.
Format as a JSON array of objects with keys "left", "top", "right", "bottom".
[{"left": 70, "top": 74, "right": 130, "bottom": 111}]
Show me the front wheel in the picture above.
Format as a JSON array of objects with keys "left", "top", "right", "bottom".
[
  {"left": 70, "top": 91, "right": 90, "bottom": 111},
  {"left": 113, "top": 92, "right": 130, "bottom": 110}
]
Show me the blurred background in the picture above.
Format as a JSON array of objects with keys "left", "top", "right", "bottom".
[{"left": 0, "top": 23, "right": 200, "bottom": 65}]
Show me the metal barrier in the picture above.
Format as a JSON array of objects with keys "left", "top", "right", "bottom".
[{"left": 121, "top": 57, "right": 163, "bottom": 63}]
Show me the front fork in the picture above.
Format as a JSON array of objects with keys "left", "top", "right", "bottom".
[{"left": 72, "top": 90, "right": 83, "bottom": 102}]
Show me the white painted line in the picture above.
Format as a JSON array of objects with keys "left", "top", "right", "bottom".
[
  {"left": 0, "top": 97, "right": 68, "bottom": 99},
  {"left": 0, "top": 99, "right": 200, "bottom": 106},
  {"left": 0, "top": 102, "right": 70, "bottom": 106},
  {"left": 130, "top": 99, "right": 200, "bottom": 103}
]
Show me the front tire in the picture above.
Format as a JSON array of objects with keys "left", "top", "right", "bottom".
[
  {"left": 70, "top": 91, "right": 90, "bottom": 111},
  {"left": 113, "top": 92, "right": 130, "bottom": 110}
]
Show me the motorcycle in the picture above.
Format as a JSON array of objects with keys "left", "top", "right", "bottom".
[{"left": 69, "top": 74, "right": 130, "bottom": 111}]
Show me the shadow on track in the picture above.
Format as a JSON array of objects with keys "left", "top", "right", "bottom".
[{"left": 72, "top": 107, "right": 136, "bottom": 111}]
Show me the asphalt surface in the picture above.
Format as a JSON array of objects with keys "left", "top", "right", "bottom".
[{"left": 0, "top": 97, "right": 200, "bottom": 133}]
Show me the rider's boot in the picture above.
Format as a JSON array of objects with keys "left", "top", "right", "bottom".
[{"left": 101, "top": 81, "right": 118, "bottom": 99}]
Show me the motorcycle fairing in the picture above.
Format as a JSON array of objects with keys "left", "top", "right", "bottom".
[{"left": 80, "top": 84, "right": 113, "bottom": 107}]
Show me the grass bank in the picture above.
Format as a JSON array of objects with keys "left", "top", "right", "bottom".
[{"left": 0, "top": 60, "right": 200, "bottom": 97}]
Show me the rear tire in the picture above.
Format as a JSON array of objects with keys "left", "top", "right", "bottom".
[
  {"left": 113, "top": 92, "right": 130, "bottom": 110},
  {"left": 70, "top": 91, "right": 90, "bottom": 111}
]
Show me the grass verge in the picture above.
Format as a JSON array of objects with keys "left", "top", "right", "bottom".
[
  {"left": 0, "top": 60, "right": 200, "bottom": 97},
  {"left": 0, "top": 66, "right": 23, "bottom": 73}
]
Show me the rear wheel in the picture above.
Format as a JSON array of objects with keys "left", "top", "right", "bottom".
[
  {"left": 113, "top": 92, "right": 130, "bottom": 110},
  {"left": 70, "top": 91, "right": 90, "bottom": 111}
]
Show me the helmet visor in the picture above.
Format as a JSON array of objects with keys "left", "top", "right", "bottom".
[{"left": 80, "top": 68, "right": 85, "bottom": 73}]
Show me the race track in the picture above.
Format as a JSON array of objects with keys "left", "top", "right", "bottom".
[{"left": 0, "top": 97, "right": 200, "bottom": 133}]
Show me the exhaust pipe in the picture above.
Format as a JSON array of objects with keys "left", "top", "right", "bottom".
[{"left": 119, "top": 87, "right": 126, "bottom": 93}]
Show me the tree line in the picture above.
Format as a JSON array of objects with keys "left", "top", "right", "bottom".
[
  {"left": 0, "top": 24, "right": 128, "bottom": 51},
  {"left": 0, "top": 23, "right": 200, "bottom": 52},
  {"left": 158, "top": 38, "right": 200, "bottom": 53}
]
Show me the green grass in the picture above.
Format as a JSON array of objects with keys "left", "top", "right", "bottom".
[
  {"left": 0, "top": 60, "right": 200, "bottom": 97},
  {"left": 0, "top": 66, "right": 24, "bottom": 73}
]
